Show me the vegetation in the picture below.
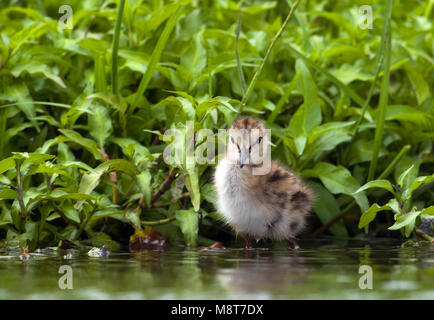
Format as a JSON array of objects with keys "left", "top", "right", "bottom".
[{"left": 0, "top": 0, "right": 433, "bottom": 250}]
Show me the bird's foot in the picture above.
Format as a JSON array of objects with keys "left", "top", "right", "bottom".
[
  {"left": 244, "top": 235, "right": 252, "bottom": 249},
  {"left": 289, "top": 238, "right": 299, "bottom": 249}
]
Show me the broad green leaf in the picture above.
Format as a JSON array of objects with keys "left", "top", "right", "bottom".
[
  {"left": 404, "top": 64, "right": 430, "bottom": 105},
  {"left": 420, "top": 206, "right": 434, "bottom": 216},
  {"left": 302, "top": 122, "right": 354, "bottom": 163},
  {"left": 11, "top": 61, "right": 66, "bottom": 88},
  {"left": 355, "top": 180, "right": 395, "bottom": 195},
  {"left": 88, "top": 104, "right": 113, "bottom": 148},
  {"left": 131, "top": 3, "right": 183, "bottom": 112},
  {"left": 310, "top": 182, "right": 348, "bottom": 237},
  {"left": 137, "top": 170, "right": 152, "bottom": 208},
  {"left": 358, "top": 199, "right": 399, "bottom": 229},
  {"left": 0, "top": 188, "right": 18, "bottom": 200},
  {"left": 0, "top": 83, "right": 39, "bottom": 130},
  {"left": 176, "top": 209, "right": 198, "bottom": 247},
  {"left": 89, "top": 209, "right": 127, "bottom": 223},
  {"left": 185, "top": 167, "right": 201, "bottom": 211},
  {"left": 0, "top": 153, "right": 56, "bottom": 175},
  {"left": 76, "top": 159, "right": 136, "bottom": 209},
  {"left": 397, "top": 164, "right": 419, "bottom": 199},
  {"left": 181, "top": 30, "right": 206, "bottom": 88},
  {"left": 410, "top": 175, "right": 434, "bottom": 195},
  {"left": 86, "top": 93, "right": 127, "bottom": 114},
  {"left": 303, "top": 162, "right": 369, "bottom": 212},
  {"left": 288, "top": 60, "right": 322, "bottom": 155},
  {"left": 196, "top": 97, "right": 238, "bottom": 120},
  {"left": 388, "top": 208, "right": 421, "bottom": 237},
  {"left": 126, "top": 209, "right": 142, "bottom": 230},
  {"left": 201, "top": 184, "right": 217, "bottom": 206},
  {"left": 59, "top": 129, "right": 104, "bottom": 161},
  {"left": 0, "top": 157, "right": 15, "bottom": 175}
]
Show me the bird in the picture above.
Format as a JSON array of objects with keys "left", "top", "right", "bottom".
[{"left": 214, "top": 117, "right": 313, "bottom": 249}]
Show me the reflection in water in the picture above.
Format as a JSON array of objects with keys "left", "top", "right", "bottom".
[
  {"left": 0, "top": 237, "right": 433, "bottom": 299},
  {"left": 210, "top": 250, "right": 309, "bottom": 295}
]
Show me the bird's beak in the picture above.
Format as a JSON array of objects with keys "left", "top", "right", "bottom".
[{"left": 240, "top": 147, "right": 248, "bottom": 168}]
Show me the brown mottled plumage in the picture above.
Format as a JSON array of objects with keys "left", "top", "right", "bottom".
[{"left": 214, "top": 117, "right": 313, "bottom": 249}]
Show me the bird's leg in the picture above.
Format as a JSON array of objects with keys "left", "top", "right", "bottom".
[
  {"left": 289, "top": 238, "right": 299, "bottom": 249},
  {"left": 244, "top": 235, "right": 252, "bottom": 249}
]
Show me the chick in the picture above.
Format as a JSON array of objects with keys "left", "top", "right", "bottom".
[{"left": 214, "top": 117, "right": 313, "bottom": 249}]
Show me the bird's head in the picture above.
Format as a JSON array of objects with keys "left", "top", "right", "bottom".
[{"left": 226, "top": 117, "right": 270, "bottom": 169}]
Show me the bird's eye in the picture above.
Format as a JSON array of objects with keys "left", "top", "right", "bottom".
[{"left": 258, "top": 136, "right": 263, "bottom": 143}]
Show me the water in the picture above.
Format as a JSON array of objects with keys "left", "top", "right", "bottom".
[{"left": 0, "top": 237, "right": 433, "bottom": 299}]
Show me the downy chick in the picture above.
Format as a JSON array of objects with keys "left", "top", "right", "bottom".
[{"left": 214, "top": 117, "right": 313, "bottom": 249}]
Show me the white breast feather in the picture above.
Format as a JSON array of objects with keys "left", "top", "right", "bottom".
[{"left": 215, "top": 158, "right": 270, "bottom": 237}]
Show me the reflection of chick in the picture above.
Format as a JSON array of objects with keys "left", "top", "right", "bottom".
[{"left": 214, "top": 117, "right": 313, "bottom": 249}]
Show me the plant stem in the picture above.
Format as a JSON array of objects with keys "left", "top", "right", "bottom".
[
  {"left": 241, "top": 0, "right": 300, "bottom": 108},
  {"left": 111, "top": 0, "right": 126, "bottom": 96},
  {"left": 75, "top": 203, "right": 97, "bottom": 241},
  {"left": 352, "top": 0, "right": 390, "bottom": 137},
  {"left": 267, "top": 71, "right": 301, "bottom": 124},
  {"left": 151, "top": 168, "right": 176, "bottom": 204},
  {"left": 15, "top": 159, "right": 26, "bottom": 220},
  {"left": 377, "top": 145, "right": 410, "bottom": 180},
  {"left": 415, "top": 229, "right": 434, "bottom": 243},
  {"left": 311, "top": 201, "right": 355, "bottom": 237},
  {"left": 141, "top": 216, "right": 176, "bottom": 226},
  {"left": 368, "top": 0, "right": 393, "bottom": 181},
  {"left": 235, "top": 1, "right": 247, "bottom": 96},
  {"left": 352, "top": 54, "right": 385, "bottom": 137}
]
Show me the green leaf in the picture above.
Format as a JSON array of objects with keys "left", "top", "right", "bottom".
[
  {"left": 86, "top": 93, "right": 127, "bottom": 114},
  {"left": 355, "top": 180, "right": 395, "bottom": 195},
  {"left": 388, "top": 208, "right": 421, "bottom": 237},
  {"left": 11, "top": 61, "right": 66, "bottom": 88},
  {"left": 130, "top": 2, "right": 183, "bottom": 113},
  {"left": 0, "top": 157, "right": 15, "bottom": 175},
  {"left": 88, "top": 104, "right": 113, "bottom": 148},
  {"left": 0, "top": 188, "right": 18, "bottom": 200},
  {"left": 0, "top": 83, "right": 39, "bottom": 130},
  {"left": 420, "top": 206, "right": 434, "bottom": 216},
  {"left": 197, "top": 97, "right": 238, "bottom": 120},
  {"left": 185, "top": 167, "right": 201, "bottom": 211},
  {"left": 410, "top": 175, "right": 434, "bottom": 195},
  {"left": 59, "top": 129, "right": 104, "bottom": 161},
  {"left": 137, "top": 170, "right": 152, "bottom": 208},
  {"left": 201, "top": 184, "right": 217, "bottom": 206},
  {"left": 126, "top": 209, "right": 142, "bottom": 230},
  {"left": 397, "top": 164, "right": 419, "bottom": 199},
  {"left": 181, "top": 30, "right": 206, "bottom": 88},
  {"left": 358, "top": 199, "right": 398, "bottom": 229},
  {"left": 303, "top": 162, "right": 369, "bottom": 213},
  {"left": 309, "top": 182, "right": 348, "bottom": 237},
  {"left": 288, "top": 60, "right": 322, "bottom": 155},
  {"left": 0, "top": 153, "right": 56, "bottom": 175},
  {"left": 76, "top": 159, "right": 136, "bottom": 209},
  {"left": 176, "top": 209, "right": 198, "bottom": 247},
  {"left": 404, "top": 64, "right": 430, "bottom": 104}
]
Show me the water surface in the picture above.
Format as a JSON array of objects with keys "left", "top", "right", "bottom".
[{"left": 1, "top": 237, "right": 433, "bottom": 299}]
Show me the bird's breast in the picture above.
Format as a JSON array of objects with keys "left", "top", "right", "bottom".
[{"left": 215, "top": 159, "right": 270, "bottom": 237}]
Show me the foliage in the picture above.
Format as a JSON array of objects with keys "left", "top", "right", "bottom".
[{"left": 0, "top": 0, "right": 433, "bottom": 249}]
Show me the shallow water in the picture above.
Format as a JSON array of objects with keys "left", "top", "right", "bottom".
[{"left": 0, "top": 237, "right": 433, "bottom": 299}]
